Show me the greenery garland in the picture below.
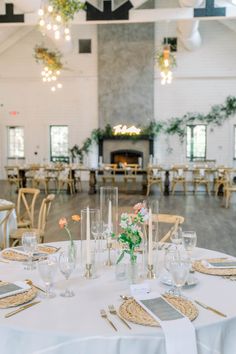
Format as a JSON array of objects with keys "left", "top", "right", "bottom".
[{"left": 70, "top": 96, "right": 236, "bottom": 161}]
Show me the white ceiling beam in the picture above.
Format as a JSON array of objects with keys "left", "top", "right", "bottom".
[
  {"left": 0, "top": 5, "right": 236, "bottom": 25},
  {"left": 0, "top": 26, "right": 34, "bottom": 55}
]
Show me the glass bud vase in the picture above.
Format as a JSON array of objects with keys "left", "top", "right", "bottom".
[
  {"left": 68, "top": 240, "right": 77, "bottom": 262},
  {"left": 127, "top": 261, "right": 139, "bottom": 284}
]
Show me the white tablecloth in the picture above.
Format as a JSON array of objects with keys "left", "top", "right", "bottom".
[
  {"left": 0, "top": 243, "right": 236, "bottom": 354},
  {"left": 0, "top": 199, "right": 17, "bottom": 248}
]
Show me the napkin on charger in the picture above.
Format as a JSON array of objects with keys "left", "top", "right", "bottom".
[{"left": 201, "top": 259, "right": 236, "bottom": 269}]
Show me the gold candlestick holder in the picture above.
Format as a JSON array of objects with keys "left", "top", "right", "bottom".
[
  {"left": 147, "top": 264, "right": 155, "bottom": 279},
  {"left": 84, "top": 263, "right": 92, "bottom": 279},
  {"left": 105, "top": 242, "right": 113, "bottom": 266}
]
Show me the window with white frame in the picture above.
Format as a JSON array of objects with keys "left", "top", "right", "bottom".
[
  {"left": 50, "top": 125, "right": 69, "bottom": 162},
  {"left": 7, "top": 126, "right": 25, "bottom": 158},
  {"left": 186, "top": 125, "right": 206, "bottom": 161}
]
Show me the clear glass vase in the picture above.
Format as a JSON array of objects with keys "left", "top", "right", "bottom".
[{"left": 127, "top": 262, "right": 139, "bottom": 284}]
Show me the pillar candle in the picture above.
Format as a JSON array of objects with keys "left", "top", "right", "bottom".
[
  {"left": 108, "top": 199, "right": 112, "bottom": 231},
  {"left": 86, "top": 206, "right": 91, "bottom": 264},
  {"left": 148, "top": 208, "right": 153, "bottom": 265}
]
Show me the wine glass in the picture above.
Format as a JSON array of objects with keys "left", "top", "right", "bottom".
[
  {"left": 22, "top": 232, "right": 38, "bottom": 270},
  {"left": 170, "top": 226, "right": 183, "bottom": 246},
  {"left": 169, "top": 257, "right": 190, "bottom": 297},
  {"left": 59, "top": 250, "right": 76, "bottom": 297},
  {"left": 38, "top": 257, "right": 57, "bottom": 298},
  {"left": 182, "top": 231, "right": 197, "bottom": 257}
]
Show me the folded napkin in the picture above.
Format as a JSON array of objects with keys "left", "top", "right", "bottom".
[
  {"left": 202, "top": 260, "right": 236, "bottom": 269},
  {"left": 0, "top": 281, "right": 30, "bottom": 299},
  {"left": 135, "top": 293, "right": 197, "bottom": 354}
]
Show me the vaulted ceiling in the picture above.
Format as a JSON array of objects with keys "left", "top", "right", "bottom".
[{"left": 0, "top": 0, "right": 236, "bottom": 54}]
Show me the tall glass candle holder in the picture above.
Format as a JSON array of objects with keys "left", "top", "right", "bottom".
[
  {"left": 81, "top": 208, "right": 100, "bottom": 278},
  {"left": 100, "top": 187, "right": 118, "bottom": 236}
]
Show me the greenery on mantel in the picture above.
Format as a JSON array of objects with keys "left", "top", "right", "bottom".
[{"left": 70, "top": 96, "right": 236, "bottom": 162}]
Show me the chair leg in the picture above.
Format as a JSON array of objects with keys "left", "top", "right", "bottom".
[
  {"left": 146, "top": 183, "right": 150, "bottom": 196},
  {"left": 225, "top": 190, "right": 230, "bottom": 208}
]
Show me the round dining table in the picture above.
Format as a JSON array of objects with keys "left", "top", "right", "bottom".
[
  {"left": 0, "top": 242, "right": 236, "bottom": 354},
  {"left": 0, "top": 199, "right": 17, "bottom": 249}
]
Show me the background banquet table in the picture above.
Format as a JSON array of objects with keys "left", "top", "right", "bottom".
[
  {"left": 0, "top": 199, "right": 17, "bottom": 249},
  {"left": 0, "top": 242, "right": 236, "bottom": 354}
]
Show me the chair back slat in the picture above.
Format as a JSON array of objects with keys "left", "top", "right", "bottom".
[{"left": 0, "top": 203, "right": 15, "bottom": 249}]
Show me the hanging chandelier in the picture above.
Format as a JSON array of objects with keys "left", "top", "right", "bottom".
[
  {"left": 34, "top": 45, "right": 63, "bottom": 92},
  {"left": 155, "top": 44, "right": 176, "bottom": 85},
  {"left": 38, "top": 0, "right": 84, "bottom": 41}
]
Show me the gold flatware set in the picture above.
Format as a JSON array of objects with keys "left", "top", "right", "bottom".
[
  {"left": 5, "top": 301, "right": 41, "bottom": 318},
  {"left": 194, "top": 300, "right": 227, "bottom": 318},
  {"left": 100, "top": 305, "right": 132, "bottom": 331}
]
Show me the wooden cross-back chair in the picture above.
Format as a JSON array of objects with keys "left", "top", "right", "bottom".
[
  {"left": 102, "top": 164, "right": 117, "bottom": 185},
  {"left": 0, "top": 203, "right": 15, "bottom": 249},
  {"left": 17, "top": 188, "right": 40, "bottom": 228},
  {"left": 128, "top": 213, "right": 184, "bottom": 244},
  {"left": 171, "top": 165, "right": 188, "bottom": 195},
  {"left": 192, "top": 167, "right": 211, "bottom": 195},
  {"left": 151, "top": 213, "right": 185, "bottom": 243},
  {"left": 146, "top": 166, "right": 163, "bottom": 196},
  {"left": 5, "top": 166, "right": 22, "bottom": 190},
  {"left": 10, "top": 194, "right": 55, "bottom": 247}
]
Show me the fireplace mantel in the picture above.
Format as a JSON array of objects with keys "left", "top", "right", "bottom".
[{"left": 99, "top": 135, "right": 154, "bottom": 168}]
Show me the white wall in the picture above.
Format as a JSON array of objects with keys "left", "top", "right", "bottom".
[
  {"left": 154, "top": 20, "right": 236, "bottom": 167},
  {"left": 0, "top": 25, "right": 98, "bottom": 179},
  {"left": 1, "top": 16, "right": 236, "bottom": 179}
]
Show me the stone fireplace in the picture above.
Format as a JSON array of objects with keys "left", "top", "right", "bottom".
[{"left": 99, "top": 136, "right": 153, "bottom": 168}]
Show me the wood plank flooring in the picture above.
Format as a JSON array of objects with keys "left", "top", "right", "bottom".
[{"left": 1, "top": 180, "right": 236, "bottom": 256}]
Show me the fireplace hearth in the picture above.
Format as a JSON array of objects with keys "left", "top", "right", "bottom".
[{"left": 99, "top": 136, "right": 153, "bottom": 168}]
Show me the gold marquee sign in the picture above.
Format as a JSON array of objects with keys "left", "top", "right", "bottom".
[{"left": 113, "top": 124, "right": 141, "bottom": 136}]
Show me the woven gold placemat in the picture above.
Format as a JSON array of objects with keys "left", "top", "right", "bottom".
[
  {"left": 119, "top": 295, "right": 198, "bottom": 327},
  {"left": 193, "top": 258, "right": 236, "bottom": 276},
  {"left": 1, "top": 245, "right": 58, "bottom": 262},
  {"left": 0, "top": 283, "right": 37, "bottom": 309}
]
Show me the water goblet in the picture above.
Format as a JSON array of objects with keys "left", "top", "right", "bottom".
[
  {"left": 163, "top": 246, "right": 179, "bottom": 294},
  {"left": 22, "top": 232, "right": 38, "bottom": 270},
  {"left": 38, "top": 257, "right": 57, "bottom": 298},
  {"left": 59, "top": 250, "right": 76, "bottom": 297},
  {"left": 169, "top": 257, "right": 190, "bottom": 297}
]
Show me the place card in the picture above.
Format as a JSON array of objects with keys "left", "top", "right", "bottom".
[{"left": 130, "top": 282, "right": 150, "bottom": 297}]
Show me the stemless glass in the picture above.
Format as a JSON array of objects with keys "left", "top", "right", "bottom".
[
  {"left": 38, "top": 257, "right": 57, "bottom": 298},
  {"left": 59, "top": 250, "right": 76, "bottom": 297},
  {"left": 169, "top": 258, "right": 190, "bottom": 297},
  {"left": 163, "top": 246, "right": 178, "bottom": 294},
  {"left": 22, "top": 232, "right": 38, "bottom": 270},
  {"left": 182, "top": 231, "right": 197, "bottom": 257}
]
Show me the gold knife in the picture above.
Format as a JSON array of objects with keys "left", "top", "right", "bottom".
[
  {"left": 195, "top": 300, "right": 227, "bottom": 318},
  {"left": 5, "top": 301, "right": 41, "bottom": 318}
]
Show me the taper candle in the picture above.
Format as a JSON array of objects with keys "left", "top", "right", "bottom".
[
  {"left": 86, "top": 206, "right": 91, "bottom": 264},
  {"left": 148, "top": 208, "right": 153, "bottom": 265}
]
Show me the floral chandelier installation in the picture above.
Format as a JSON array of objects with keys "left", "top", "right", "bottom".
[
  {"left": 155, "top": 44, "right": 176, "bottom": 85},
  {"left": 34, "top": 45, "right": 64, "bottom": 92},
  {"left": 38, "top": 0, "right": 85, "bottom": 41}
]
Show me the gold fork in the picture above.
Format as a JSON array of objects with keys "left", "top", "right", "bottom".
[
  {"left": 108, "top": 305, "right": 131, "bottom": 329},
  {"left": 100, "top": 309, "right": 117, "bottom": 331}
]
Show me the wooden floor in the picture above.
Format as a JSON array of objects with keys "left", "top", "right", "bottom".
[{"left": 1, "top": 180, "right": 236, "bottom": 256}]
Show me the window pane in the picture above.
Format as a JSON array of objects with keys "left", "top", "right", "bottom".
[
  {"left": 50, "top": 126, "right": 69, "bottom": 159},
  {"left": 186, "top": 125, "right": 206, "bottom": 160},
  {"left": 8, "top": 126, "right": 24, "bottom": 158}
]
